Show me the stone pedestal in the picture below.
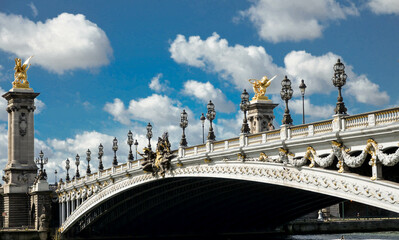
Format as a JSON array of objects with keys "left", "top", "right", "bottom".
[
  {"left": 247, "top": 100, "right": 278, "bottom": 134},
  {"left": 1, "top": 88, "right": 40, "bottom": 228},
  {"left": 31, "top": 180, "right": 51, "bottom": 231}
]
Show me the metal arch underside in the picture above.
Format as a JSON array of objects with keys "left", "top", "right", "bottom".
[{"left": 66, "top": 177, "right": 342, "bottom": 238}]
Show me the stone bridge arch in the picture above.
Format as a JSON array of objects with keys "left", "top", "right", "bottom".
[{"left": 60, "top": 161, "right": 399, "bottom": 237}]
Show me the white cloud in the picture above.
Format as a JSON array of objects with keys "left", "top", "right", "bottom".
[
  {"left": 28, "top": 2, "right": 38, "bottom": 18},
  {"left": 240, "top": 0, "right": 358, "bottom": 43},
  {"left": 170, "top": 33, "right": 285, "bottom": 93},
  {"left": 0, "top": 12, "right": 113, "bottom": 74},
  {"left": 148, "top": 73, "right": 172, "bottom": 93},
  {"left": 346, "top": 75, "right": 389, "bottom": 105},
  {"left": 182, "top": 80, "right": 235, "bottom": 113},
  {"left": 170, "top": 33, "right": 389, "bottom": 107},
  {"left": 290, "top": 99, "right": 334, "bottom": 120},
  {"left": 103, "top": 98, "right": 131, "bottom": 125},
  {"left": 285, "top": 50, "right": 389, "bottom": 106},
  {"left": 368, "top": 0, "right": 399, "bottom": 15}
]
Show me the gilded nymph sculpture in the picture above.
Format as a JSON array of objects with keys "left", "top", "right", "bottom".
[
  {"left": 248, "top": 75, "right": 276, "bottom": 100},
  {"left": 13, "top": 56, "right": 33, "bottom": 89}
]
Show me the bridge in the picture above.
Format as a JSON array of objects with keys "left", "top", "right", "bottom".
[{"left": 57, "top": 107, "right": 399, "bottom": 238}]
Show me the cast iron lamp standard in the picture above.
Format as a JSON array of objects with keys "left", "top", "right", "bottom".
[
  {"left": 112, "top": 137, "right": 118, "bottom": 166},
  {"left": 98, "top": 143, "right": 104, "bottom": 171},
  {"left": 36, "top": 150, "right": 48, "bottom": 173},
  {"left": 86, "top": 149, "right": 91, "bottom": 174},
  {"left": 332, "top": 58, "right": 347, "bottom": 115},
  {"left": 200, "top": 113, "right": 205, "bottom": 144},
  {"left": 240, "top": 89, "right": 250, "bottom": 134},
  {"left": 180, "top": 109, "right": 188, "bottom": 147},
  {"left": 75, "top": 154, "right": 80, "bottom": 178},
  {"left": 127, "top": 130, "right": 134, "bottom": 162},
  {"left": 299, "top": 79, "right": 307, "bottom": 124},
  {"left": 65, "top": 159, "right": 70, "bottom": 181},
  {"left": 206, "top": 100, "right": 216, "bottom": 141},
  {"left": 146, "top": 122, "right": 153, "bottom": 150},
  {"left": 54, "top": 170, "right": 58, "bottom": 184},
  {"left": 281, "top": 76, "right": 294, "bottom": 125},
  {"left": 134, "top": 140, "right": 138, "bottom": 160}
]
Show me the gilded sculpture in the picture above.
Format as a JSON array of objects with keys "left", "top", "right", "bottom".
[
  {"left": 13, "top": 56, "right": 33, "bottom": 89},
  {"left": 248, "top": 75, "right": 276, "bottom": 101},
  {"left": 138, "top": 132, "right": 175, "bottom": 177}
]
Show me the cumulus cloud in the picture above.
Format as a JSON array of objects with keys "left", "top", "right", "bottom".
[
  {"left": 290, "top": 99, "right": 334, "bottom": 120},
  {"left": 170, "top": 33, "right": 285, "bottom": 93},
  {"left": 285, "top": 50, "right": 389, "bottom": 106},
  {"left": 182, "top": 80, "right": 235, "bottom": 113},
  {"left": 148, "top": 73, "right": 172, "bottom": 93},
  {"left": 240, "top": 0, "right": 358, "bottom": 43},
  {"left": 103, "top": 98, "right": 131, "bottom": 125},
  {"left": 170, "top": 33, "right": 389, "bottom": 107},
  {"left": 0, "top": 12, "right": 113, "bottom": 74},
  {"left": 368, "top": 0, "right": 399, "bottom": 15}
]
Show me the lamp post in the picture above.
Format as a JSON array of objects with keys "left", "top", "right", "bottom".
[
  {"left": 146, "top": 123, "right": 153, "bottom": 149},
  {"left": 75, "top": 154, "right": 80, "bottom": 178},
  {"left": 200, "top": 113, "right": 205, "bottom": 144},
  {"left": 127, "top": 130, "right": 134, "bottom": 162},
  {"left": 86, "top": 149, "right": 91, "bottom": 174},
  {"left": 36, "top": 150, "right": 48, "bottom": 173},
  {"left": 54, "top": 170, "right": 58, "bottom": 184},
  {"left": 134, "top": 139, "right": 138, "bottom": 161},
  {"left": 65, "top": 158, "right": 70, "bottom": 181},
  {"left": 332, "top": 59, "right": 347, "bottom": 115},
  {"left": 206, "top": 100, "right": 216, "bottom": 141},
  {"left": 112, "top": 137, "right": 118, "bottom": 166},
  {"left": 240, "top": 89, "right": 250, "bottom": 134},
  {"left": 98, "top": 143, "right": 104, "bottom": 171},
  {"left": 281, "top": 76, "right": 293, "bottom": 125},
  {"left": 299, "top": 79, "right": 307, "bottom": 124},
  {"left": 180, "top": 110, "right": 188, "bottom": 147}
]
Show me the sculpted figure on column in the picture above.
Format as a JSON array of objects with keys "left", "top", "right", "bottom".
[
  {"left": 248, "top": 75, "right": 276, "bottom": 101},
  {"left": 13, "top": 56, "right": 33, "bottom": 89}
]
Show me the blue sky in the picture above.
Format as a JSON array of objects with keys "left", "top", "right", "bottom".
[{"left": 0, "top": 0, "right": 398, "bottom": 181}]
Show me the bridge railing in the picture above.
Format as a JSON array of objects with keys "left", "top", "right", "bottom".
[{"left": 177, "top": 107, "right": 399, "bottom": 159}]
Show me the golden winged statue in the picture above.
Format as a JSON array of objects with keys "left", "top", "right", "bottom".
[
  {"left": 248, "top": 75, "right": 276, "bottom": 101},
  {"left": 13, "top": 56, "right": 33, "bottom": 89}
]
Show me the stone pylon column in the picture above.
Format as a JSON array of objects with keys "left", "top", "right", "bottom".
[
  {"left": 247, "top": 100, "right": 278, "bottom": 134},
  {"left": 2, "top": 88, "right": 40, "bottom": 228}
]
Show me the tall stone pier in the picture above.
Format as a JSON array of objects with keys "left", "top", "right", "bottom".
[
  {"left": 247, "top": 99, "right": 278, "bottom": 134},
  {"left": 2, "top": 88, "right": 39, "bottom": 228}
]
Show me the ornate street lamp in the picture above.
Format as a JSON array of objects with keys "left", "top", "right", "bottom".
[
  {"left": 65, "top": 158, "right": 70, "bottom": 181},
  {"left": 134, "top": 139, "right": 138, "bottom": 161},
  {"left": 299, "top": 79, "right": 307, "bottom": 124},
  {"left": 200, "top": 113, "right": 205, "bottom": 144},
  {"left": 332, "top": 59, "right": 347, "bottom": 115},
  {"left": 86, "top": 149, "right": 91, "bottom": 174},
  {"left": 240, "top": 89, "right": 250, "bottom": 134},
  {"left": 146, "top": 123, "right": 153, "bottom": 149},
  {"left": 36, "top": 150, "right": 48, "bottom": 173},
  {"left": 206, "top": 100, "right": 216, "bottom": 141},
  {"left": 75, "top": 154, "right": 80, "bottom": 178},
  {"left": 36, "top": 150, "right": 47, "bottom": 171},
  {"left": 127, "top": 130, "right": 134, "bottom": 162},
  {"left": 54, "top": 169, "right": 58, "bottom": 184},
  {"left": 112, "top": 137, "right": 118, "bottom": 166},
  {"left": 180, "top": 109, "right": 188, "bottom": 147},
  {"left": 281, "top": 76, "right": 293, "bottom": 125},
  {"left": 98, "top": 143, "right": 104, "bottom": 171}
]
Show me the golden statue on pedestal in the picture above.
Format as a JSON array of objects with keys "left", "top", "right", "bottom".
[
  {"left": 248, "top": 75, "right": 276, "bottom": 101},
  {"left": 13, "top": 56, "right": 33, "bottom": 89}
]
